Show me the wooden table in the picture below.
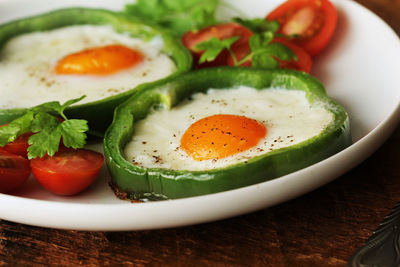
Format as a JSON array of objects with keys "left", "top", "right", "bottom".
[{"left": 1, "top": 1, "right": 399, "bottom": 266}]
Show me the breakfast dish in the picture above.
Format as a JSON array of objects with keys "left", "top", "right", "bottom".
[
  {"left": 0, "top": 8, "right": 192, "bottom": 135},
  {"left": 0, "top": 0, "right": 398, "bottom": 231},
  {"left": 105, "top": 68, "right": 351, "bottom": 199}
]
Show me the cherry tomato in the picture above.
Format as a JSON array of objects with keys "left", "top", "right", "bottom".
[
  {"left": 182, "top": 23, "right": 252, "bottom": 68},
  {"left": 266, "top": 0, "right": 338, "bottom": 56},
  {"left": 0, "top": 124, "right": 33, "bottom": 158},
  {"left": 225, "top": 42, "right": 252, "bottom": 67},
  {"left": 30, "top": 148, "right": 104, "bottom": 196},
  {"left": 272, "top": 37, "right": 312, "bottom": 73},
  {"left": 2, "top": 131, "right": 33, "bottom": 158},
  {"left": 226, "top": 38, "right": 312, "bottom": 73},
  {"left": 0, "top": 148, "right": 31, "bottom": 193}
]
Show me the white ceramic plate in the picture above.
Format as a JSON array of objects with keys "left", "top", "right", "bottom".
[{"left": 0, "top": 0, "right": 399, "bottom": 231}]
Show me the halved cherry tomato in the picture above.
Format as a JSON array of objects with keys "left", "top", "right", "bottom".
[
  {"left": 2, "top": 132, "right": 33, "bottom": 158},
  {"left": 226, "top": 38, "right": 312, "bottom": 73},
  {"left": 0, "top": 124, "right": 33, "bottom": 158},
  {"left": 0, "top": 148, "right": 31, "bottom": 193},
  {"left": 30, "top": 148, "right": 104, "bottom": 196},
  {"left": 182, "top": 23, "right": 252, "bottom": 68},
  {"left": 273, "top": 37, "right": 312, "bottom": 73},
  {"left": 266, "top": 0, "right": 338, "bottom": 56}
]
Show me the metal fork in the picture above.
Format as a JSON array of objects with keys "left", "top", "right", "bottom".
[{"left": 348, "top": 201, "right": 400, "bottom": 266}]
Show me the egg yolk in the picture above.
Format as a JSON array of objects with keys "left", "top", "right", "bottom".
[
  {"left": 55, "top": 44, "right": 143, "bottom": 75},
  {"left": 180, "top": 114, "right": 267, "bottom": 161}
]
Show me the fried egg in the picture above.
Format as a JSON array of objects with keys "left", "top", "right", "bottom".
[
  {"left": 124, "top": 86, "right": 334, "bottom": 170},
  {"left": 0, "top": 25, "right": 176, "bottom": 109}
]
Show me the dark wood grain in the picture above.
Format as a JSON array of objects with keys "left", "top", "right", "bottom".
[{"left": 1, "top": 1, "right": 399, "bottom": 266}]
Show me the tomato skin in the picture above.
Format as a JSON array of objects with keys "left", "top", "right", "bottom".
[
  {"left": 30, "top": 148, "right": 104, "bottom": 196},
  {"left": 0, "top": 124, "right": 33, "bottom": 158},
  {"left": 181, "top": 23, "right": 252, "bottom": 68},
  {"left": 2, "top": 132, "right": 33, "bottom": 158},
  {"left": 225, "top": 42, "right": 252, "bottom": 67},
  {"left": 226, "top": 38, "right": 312, "bottom": 73},
  {"left": 0, "top": 148, "right": 31, "bottom": 193},
  {"left": 267, "top": 0, "right": 338, "bottom": 56},
  {"left": 273, "top": 37, "right": 312, "bottom": 73}
]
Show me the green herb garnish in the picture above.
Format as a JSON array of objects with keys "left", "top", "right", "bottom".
[
  {"left": 0, "top": 96, "right": 88, "bottom": 159},
  {"left": 196, "top": 18, "right": 296, "bottom": 68},
  {"left": 197, "top": 36, "right": 240, "bottom": 64},
  {"left": 125, "top": 0, "right": 219, "bottom": 36}
]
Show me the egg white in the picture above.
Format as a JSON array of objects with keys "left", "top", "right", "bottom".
[
  {"left": 124, "top": 86, "right": 334, "bottom": 171},
  {"left": 0, "top": 25, "right": 176, "bottom": 109}
]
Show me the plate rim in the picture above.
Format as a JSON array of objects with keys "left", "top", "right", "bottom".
[{"left": 0, "top": 0, "right": 399, "bottom": 231}]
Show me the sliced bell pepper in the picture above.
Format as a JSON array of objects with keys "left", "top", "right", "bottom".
[
  {"left": 104, "top": 67, "right": 351, "bottom": 200},
  {"left": 0, "top": 8, "right": 192, "bottom": 136}
]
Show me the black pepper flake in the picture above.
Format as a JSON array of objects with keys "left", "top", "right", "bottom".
[
  {"left": 142, "top": 141, "right": 147, "bottom": 144},
  {"left": 152, "top": 155, "right": 161, "bottom": 163}
]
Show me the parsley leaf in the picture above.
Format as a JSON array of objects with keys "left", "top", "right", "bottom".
[
  {"left": 196, "top": 36, "right": 240, "bottom": 64},
  {"left": 59, "top": 120, "right": 88, "bottom": 149},
  {"left": 232, "top": 18, "right": 296, "bottom": 68},
  {"left": 28, "top": 112, "right": 62, "bottom": 158},
  {"left": 0, "top": 96, "right": 88, "bottom": 159},
  {"left": 247, "top": 31, "right": 296, "bottom": 68},
  {"left": 125, "top": 0, "right": 219, "bottom": 36}
]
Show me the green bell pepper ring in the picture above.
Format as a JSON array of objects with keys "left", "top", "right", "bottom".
[
  {"left": 0, "top": 8, "right": 192, "bottom": 136},
  {"left": 104, "top": 67, "right": 351, "bottom": 200}
]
